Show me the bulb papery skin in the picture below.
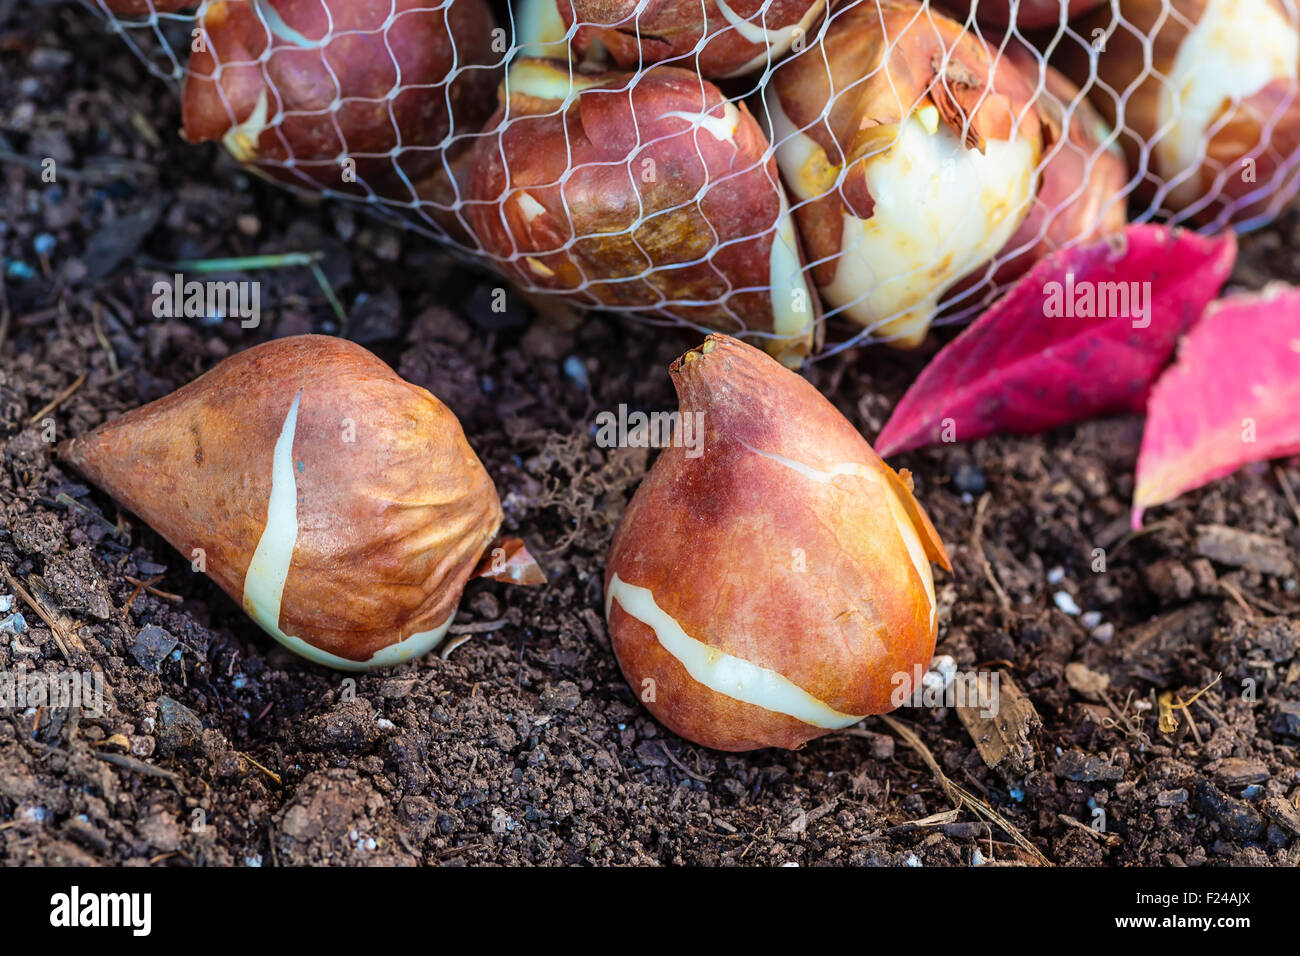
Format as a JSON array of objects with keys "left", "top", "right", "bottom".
[
  {"left": 1071, "top": 0, "right": 1300, "bottom": 224},
  {"left": 604, "top": 334, "right": 950, "bottom": 751},
  {"left": 467, "top": 59, "right": 819, "bottom": 366},
  {"left": 559, "top": 0, "right": 829, "bottom": 79},
  {"left": 765, "top": 0, "right": 1041, "bottom": 347},
  {"left": 181, "top": 0, "right": 501, "bottom": 201},
  {"left": 60, "top": 336, "right": 503, "bottom": 670}
]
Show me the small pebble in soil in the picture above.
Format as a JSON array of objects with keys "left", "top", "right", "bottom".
[
  {"left": 131, "top": 624, "right": 178, "bottom": 673},
  {"left": 1047, "top": 566, "right": 1065, "bottom": 584},
  {"left": 156, "top": 696, "right": 205, "bottom": 758},
  {"left": 0, "top": 594, "right": 13, "bottom": 613},
  {"left": 563, "top": 355, "right": 589, "bottom": 390},
  {"left": 921, "top": 654, "right": 957, "bottom": 692},
  {"left": 0, "top": 612, "right": 28, "bottom": 635},
  {"left": 950, "top": 462, "right": 986, "bottom": 495},
  {"left": 1080, "top": 610, "right": 1102, "bottom": 629},
  {"left": 1053, "top": 591, "right": 1082, "bottom": 616}
]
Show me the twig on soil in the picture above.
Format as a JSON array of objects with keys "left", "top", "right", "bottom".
[
  {"left": 878, "top": 713, "right": 1051, "bottom": 866},
  {"left": 161, "top": 252, "right": 349, "bottom": 328},
  {"left": 1218, "top": 578, "right": 1288, "bottom": 617},
  {"left": 121, "top": 574, "right": 182, "bottom": 623},
  {"left": 972, "top": 493, "right": 1011, "bottom": 611},
  {"left": 1, "top": 567, "right": 72, "bottom": 661},
  {"left": 92, "top": 750, "right": 179, "bottom": 782},
  {"left": 1109, "top": 518, "right": 1178, "bottom": 556},
  {"left": 27, "top": 372, "right": 88, "bottom": 425},
  {"left": 658, "top": 741, "right": 711, "bottom": 783},
  {"left": 1275, "top": 466, "right": 1300, "bottom": 528},
  {"left": 1057, "top": 813, "right": 1120, "bottom": 846},
  {"left": 1098, "top": 687, "right": 1148, "bottom": 744},
  {"left": 90, "top": 301, "right": 119, "bottom": 376},
  {"left": 54, "top": 493, "right": 123, "bottom": 541},
  {"left": 239, "top": 752, "right": 282, "bottom": 786},
  {"left": 123, "top": 575, "right": 182, "bottom": 603}
]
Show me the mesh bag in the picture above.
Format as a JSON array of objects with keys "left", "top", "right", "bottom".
[{"left": 81, "top": 0, "right": 1300, "bottom": 363}]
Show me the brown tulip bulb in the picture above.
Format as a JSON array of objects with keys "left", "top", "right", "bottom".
[
  {"left": 181, "top": 0, "right": 501, "bottom": 201},
  {"left": 764, "top": 0, "right": 1042, "bottom": 347},
  {"left": 985, "top": 45, "right": 1129, "bottom": 286},
  {"left": 556, "top": 0, "right": 829, "bottom": 78},
  {"left": 467, "top": 59, "right": 819, "bottom": 367},
  {"left": 938, "top": 0, "right": 1107, "bottom": 29},
  {"left": 60, "top": 336, "right": 543, "bottom": 670},
  {"left": 604, "top": 334, "right": 951, "bottom": 751},
  {"left": 1064, "top": 0, "right": 1300, "bottom": 226},
  {"left": 99, "top": 0, "right": 197, "bottom": 16}
]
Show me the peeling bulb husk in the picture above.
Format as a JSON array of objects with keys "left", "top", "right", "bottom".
[
  {"left": 605, "top": 334, "right": 950, "bottom": 751},
  {"left": 60, "top": 335, "right": 543, "bottom": 670}
]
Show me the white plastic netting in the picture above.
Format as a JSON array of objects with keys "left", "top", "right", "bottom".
[{"left": 82, "top": 0, "right": 1300, "bottom": 364}]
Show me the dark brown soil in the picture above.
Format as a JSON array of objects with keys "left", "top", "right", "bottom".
[{"left": 2, "top": 2, "right": 1299, "bottom": 867}]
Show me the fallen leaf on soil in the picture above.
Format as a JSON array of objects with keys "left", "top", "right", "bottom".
[
  {"left": 875, "top": 225, "right": 1237, "bottom": 456},
  {"left": 1133, "top": 283, "right": 1300, "bottom": 526}
]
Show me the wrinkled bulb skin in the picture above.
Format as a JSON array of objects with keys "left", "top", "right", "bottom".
[
  {"left": 181, "top": 0, "right": 501, "bottom": 202},
  {"left": 604, "top": 335, "right": 951, "bottom": 752},
  {"left": 764, "top": 0, "right": 1044, "bottom": 348},
  {"left": 558, "top": 0, "right": 830, "bottom": 78},
  {"left": 1066, "top": 0, "right": 1300, "bottom": 226},
  {"left": 59, "top": 336, "right": 506, "bottom": 671},
  {"left": 465, "top": 60, "right": 820, "bottom": 367}
]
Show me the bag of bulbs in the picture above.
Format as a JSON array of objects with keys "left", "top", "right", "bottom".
[{"left": 86, "top": 0, "right": 1300, "bottom": 365}]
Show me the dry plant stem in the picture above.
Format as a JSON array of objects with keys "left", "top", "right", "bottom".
[
  {"left": 123, "top": 575, "right": 183, "bottom": 602},
  {"left": 91, "top": 301, "right": 119, "bottom": 376},
  {"left": 1275, "top": 466, "right": 1300, "bottom": 527},
  {"left": 91, "top": 750, "right": 180, "bottom": 783},
  {"left": 28, "top": 372, "right": 87, "bottom": 425},
  {"left": 972, "top": 492, "right": 1012, "bottom": 610},
  {"left": 239, "top": 752, "right": 282, "bottom": 785},
  {"left": 1, "top": 566, "right": 71, "bottom": 662},
  {"left": 878, "top": 713, "right": 1051, "bottom": 866}
]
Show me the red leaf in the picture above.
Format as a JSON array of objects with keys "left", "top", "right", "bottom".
[
  {"left": 1133, "top": 284, "right": 1300, "bottom": 527},
  {"left": 875, "top": 225, "right": 1238, "bottom": 457}
]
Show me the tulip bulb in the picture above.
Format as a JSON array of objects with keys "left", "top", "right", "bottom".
[
  {"left": 604, "top": 334, "right": 950, "bottom": 751},
  {"left": 557, "top": 0, "right": 829, "bottom": 79},
  {"left": 181, "top": 0, "right": 501, "bottom": 201},
  {"left": 60, "top": 336, "right": 543, "bottom": 670},
  {"left": 100, "top": 0, "right": 197, "bottom": 15},
  {"left": 985, "top": 45, "right": 1129, "bottom": 286},
  {"left": 764, "top": 0, "right": 1042, "bottom": 347},
  {"left": 467, "top": 59, "right": 820, "bottom": 367},
  {"left": 1067, "top": 0, "right": 1300, "bottom": 225},
  {"left": 938, "top": 0, "right": 1107, "bottom": 28}
]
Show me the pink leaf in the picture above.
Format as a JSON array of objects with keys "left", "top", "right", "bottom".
[
  {"left": 875, "top": 225, "right": 1238, "bottom": 457},
  {"left": 1133, "top": 284, "right": 1300, "bottom": 527}
]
